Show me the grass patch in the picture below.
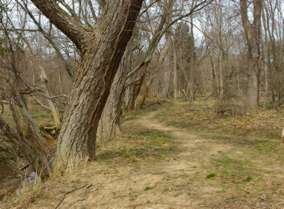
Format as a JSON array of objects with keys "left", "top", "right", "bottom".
[
  {"left": 252, "top": 139, "right": 284, "bottom": 161},
  {"left": 1, "top": 178, "right": 44, "bottom": 209},
  {"left": 97, "top": 127, "right": 177, "bottom": 163},
  {"left": 31, "top": 110, "right": 54, "bottom": 127},
  {"left": 255, "top": 140, "right": 279, "bottom": 155},
  {"left": 210, "top": 155, "right": 259, "bottom": 191},
  {"left": 154, "top": 99, "right": 284, "bottom": 197},
  {"left": 214, "top": 156, "right": 256, "bottom": 181},
  {"left": 206, "top": 172, "right": 216, "bottom": 179},
  {"left": 124, "top": 100, "right": 168, "bottom": 121},
  {"left": 156, "top": 99, "right": 284, "bottom": 159},
  {"left": 156, "top": 99, "right": 283, "bottom": 139},
  {"left": 144, "top": 186, "right": 155, "bottom": 191},
  {"left": 2, "top": 103, "right": 54, "bottom": 128}
]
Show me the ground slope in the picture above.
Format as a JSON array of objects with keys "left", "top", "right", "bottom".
[{"left": 2, "top": 100, "right": 284, "bottom": 209}]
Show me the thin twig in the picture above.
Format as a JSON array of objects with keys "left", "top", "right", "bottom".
[{"left": 54, "top": 184, "right": 93, "bottom": 209}]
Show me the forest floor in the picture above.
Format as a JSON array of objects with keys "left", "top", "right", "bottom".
[{"left": 1, "top": 99, "right": 284, "bottom": 209}]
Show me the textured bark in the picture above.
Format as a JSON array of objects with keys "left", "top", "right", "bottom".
[
  {"left": 125, "top": 0, "right": 173, "bottom": 107},
  {"left": 240, "top": 0, "right": 262, "bottom": 107},
  {"left": 0, "top": 135, "right": 19, "bottom": 199},
  {"left": 0, "top": 134, "right": 18, "bottom": 181},
  {"left": 39, "top": 66, "right": 61, "bottom": 129},
  {"left": 30, "top": 0, "right": 85, "bottom": 50},
  {"left": 0, "top": 114, "right": 48, "bottom": 175},
  {"left": 0, "top": 112, "right": 50, "bottom": 197},
  {"left": 127, "top": 74, "right": 146, "bottom": 110},
  {"left": 51, "top": 1, "right": 143, "bottom": 167},
  {"left": 98, "top": 52, "right": 130, "bottom": 141},
  {"left": 172, "top": 39, "right": 178, "bottom": 99}
]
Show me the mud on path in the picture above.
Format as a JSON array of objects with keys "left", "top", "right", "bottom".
[{"left": 2, "top": 105, "right": 284, "bottom": 209}]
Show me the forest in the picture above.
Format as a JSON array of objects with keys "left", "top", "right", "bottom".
[{"left": 0, "top": 0, "right": 284, "bottom": 208}]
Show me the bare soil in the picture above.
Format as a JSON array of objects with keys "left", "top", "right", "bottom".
[{"left": 1, "top": 101, "right": 284, "bottom": 209}]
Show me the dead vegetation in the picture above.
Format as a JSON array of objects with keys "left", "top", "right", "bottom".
[
  {"left": 1, "top": 100, "right": 284, "bottom": 209},
  {"left": 156, "top": 99, "right": 283, "bottom": 138},
  {"left": 0, "top": 0, "right": 284, "bottom": 208}
]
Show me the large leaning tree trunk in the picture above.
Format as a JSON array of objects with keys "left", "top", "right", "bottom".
[{"left": 30, "top": 0, "right": 143, "bottom": 168}]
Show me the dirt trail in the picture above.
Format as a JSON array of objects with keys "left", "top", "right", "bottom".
[{"left": 7, "top": 111, "right": 235, "bottom": 209}]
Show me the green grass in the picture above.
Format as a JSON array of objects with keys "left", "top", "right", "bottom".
[
  {"left": 156, "top": 99, "right": 283, "bottom": 139},
  {"left": 203, "top": 154, "right": 261, "bottom": 194},
  {"left": 156, "top": 100, "right": 284, "bottom": 158},
  {"left": 254, "top": 140, "right": 280, "bottom": 155},
  {"left": 2, "top": 103, "right": 54, "bottom": 128},
  {"left": 252, "top": 139, "right": 284, "bottom": 161},
  {"left": 32, "top": 110, "right": 54, "bottom": 126},
  {"left": 155, "top": 99, "right": 284, "bottom": 195},
  {"left": 97, "top": 127, "right": 177, "bottom": 163},
  {"left": 31, "top": 110, "right": 50, "bottom": 119},
  {"left": 124, "top": 100, "right": 169, "bottom": 121},
  {"left": 213, "top": 156, "right": 257, "bottom": 183},
  {"left": 206, "top": 172, "right": 217, "bottom": 179}
]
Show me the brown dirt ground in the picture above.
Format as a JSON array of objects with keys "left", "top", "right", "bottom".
[{"left": 1, "top": 102, "right": 284, "bottom": 209}]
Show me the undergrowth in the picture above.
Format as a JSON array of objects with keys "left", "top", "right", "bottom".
[
  {"left": 97, "top": 126, "right": 177, "bottom": 163},
  {"left": 156, "top": 99, "right": 284, "bottom": 195},
  {"left": 156, "top": 99, "right": 283, "bottom": 139}
]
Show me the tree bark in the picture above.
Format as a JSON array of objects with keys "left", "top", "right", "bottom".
[
  {"left": 30, "top": 0, "right": 85, "bottom": 50},
  {"left": 0, "top": 113, "right": 48, "bottom": 174},
  {"left": 39, "top": 66, "right": 61, "bottom": 129},
  {"left": 240, "top": 0, "right": 262, "bottom": 108},
  {"left": 43, "top": 1, "right": 143, "bottom": 168},
  {"left": 172, "top": 38, "right": 179, "bottom": 99},
  {"left": 98, "top": 50, "right": 130, "bottom": 142},
  {"left": 30, "top": 0, "right": 143, "bottom": 168}
]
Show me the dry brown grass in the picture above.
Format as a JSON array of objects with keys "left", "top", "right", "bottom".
[{"left": 1, "top": 99, "right": 284, "bottom": 209}]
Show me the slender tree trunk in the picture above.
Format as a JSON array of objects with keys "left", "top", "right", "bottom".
[
  {"left": 240, "top": 0, "right": 262, "bottom": 108},
  {"left": 247, "top": 67, "right": 258, "bottom": 107},
  {"left": 218, "top": 54, "right": 224, "bottom": 99},
  {"left": 264, "top": 62, "right": 269, "bottom": 98},
  {"left": 172, "top": 39, "right": 178, "bottom": 99},
  {"left": 127, "top": 74, "right": 146, "bottom": 110},
  {"left": 210, "top": 55, "right": 218, "bottom": 97},
  {"left": 39, "top": 66, "right": 61, "bottom": 129}
]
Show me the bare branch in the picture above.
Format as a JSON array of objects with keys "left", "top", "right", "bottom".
[{"left": 28, "top": 0, "right": 86, "bottom": 51}]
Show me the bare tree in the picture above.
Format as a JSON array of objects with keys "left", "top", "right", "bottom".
[
  {"left": 240, "top": 0, "right": 262, "bottom": 107},
  {"left": 28, "top": 0, "right": 143, "bottom": 168}
]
